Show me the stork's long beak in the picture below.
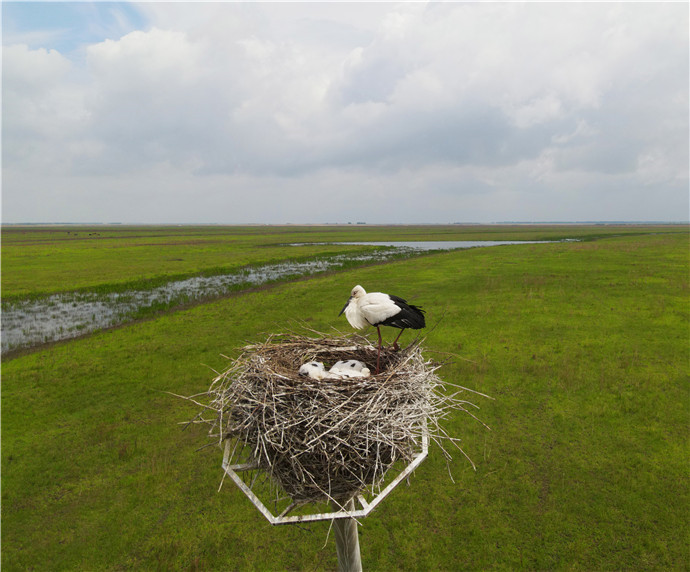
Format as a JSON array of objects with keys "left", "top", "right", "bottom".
[{"left": 338, "top": 298, "right": 351, "bottom": 316}]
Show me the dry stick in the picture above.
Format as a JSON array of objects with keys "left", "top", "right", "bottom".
[{"left": 164, "top": 391, "right": 219, "bottom": 411}]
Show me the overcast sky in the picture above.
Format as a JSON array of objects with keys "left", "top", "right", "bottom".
[{"left": 3, "top": 2, "right": 688, "bottom": 224}]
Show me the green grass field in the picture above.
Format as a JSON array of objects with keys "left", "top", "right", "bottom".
[
  {"left": 2, "top": 225, "right": 688, "bottom": 570},
  {"left": 1, "top": 223, "right": 672, "bottom": 297}
]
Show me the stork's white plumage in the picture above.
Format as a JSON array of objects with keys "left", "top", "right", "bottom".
[
  {"left": 339, "top": 284, "right": 425, "bottom": 373},
  {"left": 298, "top": 361, "right": 329, "bottom": 380},
  {"left": 329, "top": 360, "right": 371, "bottom": 378},
  {"left": 298, "top": 360, "right": 371, "bottom": 380}
]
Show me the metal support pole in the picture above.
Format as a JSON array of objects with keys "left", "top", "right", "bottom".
[{"left": 331, "top": 498, "right": 363, "bottom": 572}]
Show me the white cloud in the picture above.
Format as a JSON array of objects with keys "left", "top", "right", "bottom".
[
  {"left": 87, "top": 28, "right": 202, "bottom": 86},
  {"left": 2, "top": 2, "right": 688, "bottom": 223},
  {"left": 3, "top": 44, "right": 91, "bottom": 175},
  {"left": 3, "top": 43, "right": 71, "bottom": 89}
]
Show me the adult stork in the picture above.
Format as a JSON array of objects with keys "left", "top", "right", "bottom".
[{"left": 339, "top": 284, "right": 426, "bottom": 374}]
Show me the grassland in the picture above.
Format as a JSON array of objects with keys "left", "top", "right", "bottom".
[
  {"left": 2, "top": 225, "right": 688, "bottom": 570},
  {"left": 1, "top": 223, "right": 674, "bottom": 297}
]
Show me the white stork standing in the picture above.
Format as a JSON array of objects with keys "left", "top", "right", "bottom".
[{"left": 339, "top": 284, "right": 426, "bottom": 374}]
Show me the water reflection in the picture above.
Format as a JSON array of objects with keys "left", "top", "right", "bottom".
[{"left": 297, "top": 240, "right": 552, "bottom": 249}]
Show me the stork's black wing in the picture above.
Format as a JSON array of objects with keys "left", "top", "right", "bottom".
[{"left": 379, "top": 295, "right": 426, "bottom": 329}]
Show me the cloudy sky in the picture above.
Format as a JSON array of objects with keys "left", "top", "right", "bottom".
[{"left": 3, "top": 2, "right": 688, "bottom": 224}]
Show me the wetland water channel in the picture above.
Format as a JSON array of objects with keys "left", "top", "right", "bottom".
[{"left": 2, "top": 240, "right": 550, "bottom": 354}]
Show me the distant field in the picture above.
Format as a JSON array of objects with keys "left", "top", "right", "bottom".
[
  {"left": 2, "top": 223, "right": 682, "bottom": 297},
  {"left": 2, "top": 225, "right": 688, "bottom": 570}
]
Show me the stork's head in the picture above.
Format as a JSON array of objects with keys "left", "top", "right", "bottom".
[
  {"left": 339, "top": 285, "right": 366, "bottom": 316},
  {"left": 350, "top": 285, "right": 366, "bottom": 299}
]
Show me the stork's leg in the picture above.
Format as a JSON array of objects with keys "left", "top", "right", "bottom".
[
  {"left": 375, "top": 325, "right": 383, "bottom": 374},
  {"left": 391, "top": 328, "right": 406, "bottom": 351}
]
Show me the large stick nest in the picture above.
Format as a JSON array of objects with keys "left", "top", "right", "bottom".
[{"left": 192, "top": 332, "right": 480, "bottom": 505}]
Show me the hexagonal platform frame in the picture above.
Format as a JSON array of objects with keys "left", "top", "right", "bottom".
[{"left": 221, "top": 426, "right": 429, "bottom": 525}]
